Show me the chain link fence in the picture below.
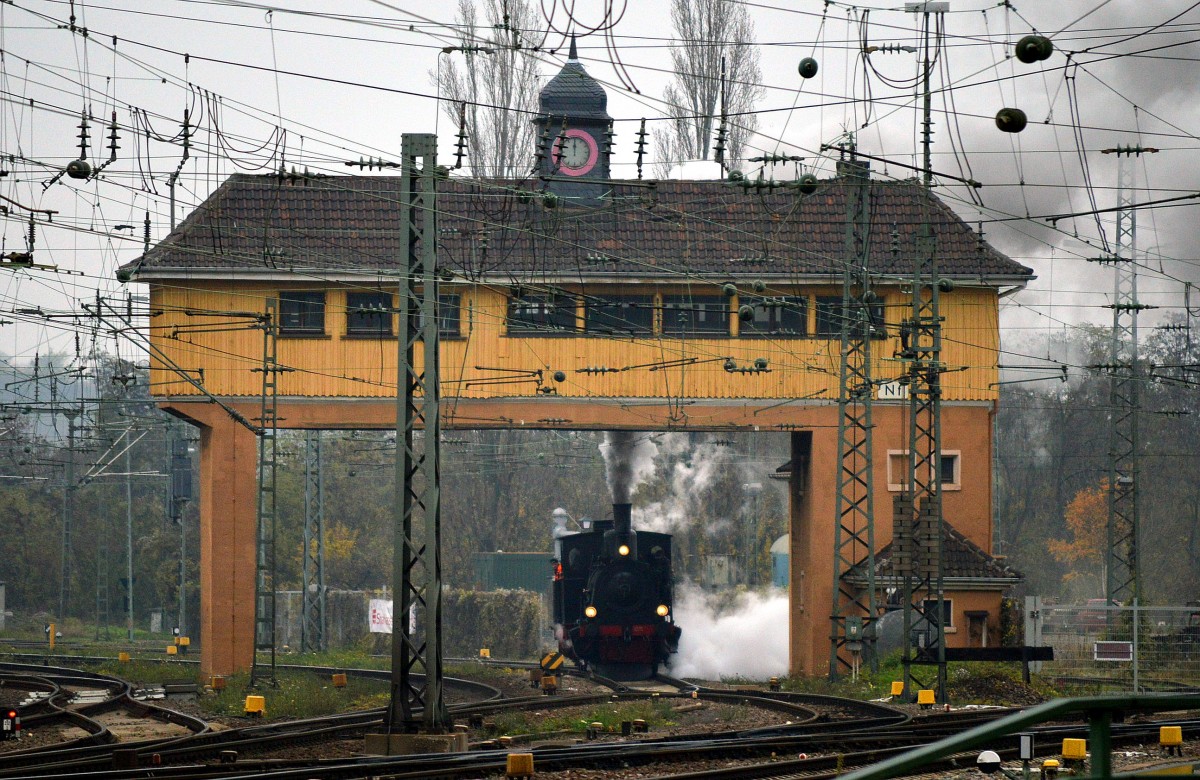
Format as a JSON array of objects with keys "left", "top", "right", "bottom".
[{"left": 1026, "top": 598, "right": 1200, "bottom": 692}]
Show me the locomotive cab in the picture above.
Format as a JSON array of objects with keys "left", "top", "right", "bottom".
[{"left": 553, "top": 502, "right": 681, "bottom": 681}]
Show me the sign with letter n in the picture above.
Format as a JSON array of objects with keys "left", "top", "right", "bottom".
[{"left": 1093, "top": 641, "right": 1133, "bottom": 661}]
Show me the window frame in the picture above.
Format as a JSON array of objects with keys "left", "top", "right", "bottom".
[
  {"left": 921, "top": 598, "right": 955, "bottom": 629},
  {"left": 815, "top": 295, "right": 887, "bottom": 339},
  {"left": 741, "top": 295, "right": 807, "bottom": 337},
  {"left": 345, "top": 291, "right": 394, "bottom": 337},
  {"left": 278, "top": 291, "right": 327, "bottom": 336},
  {"left": 660, "top": 294, "right": 731, "bottom": 337},
  {"left": 886, "top": 449, "right": 962, "bottom": 492},
  {"left": 583, "top": 294, "right": 655, "bottom": 336},
  {"left": 506, "top": 293, "right": 577, "bottom": 335}
]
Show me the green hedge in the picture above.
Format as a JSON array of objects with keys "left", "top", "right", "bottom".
[{"left": 443, "top": 588, "right": 544, "bottom": 659}]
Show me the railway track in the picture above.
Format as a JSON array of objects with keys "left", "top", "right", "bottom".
[{"left": 4, "top": 659, "right": 1195, "bottom": 780}]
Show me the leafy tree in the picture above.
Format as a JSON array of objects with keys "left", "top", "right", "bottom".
[
  {"left": 658, "top": 0, "right": 764, "bottom": 173},
  {"left": 434, "top": 0, "right": 542, "bottom": 178},
  {"left": 1048, "top": 481, "right": 1108, "bottom": 598}
]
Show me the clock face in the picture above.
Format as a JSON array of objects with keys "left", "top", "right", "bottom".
[{"left": 553, "top": 128, "right": 599, "bottom": 176}]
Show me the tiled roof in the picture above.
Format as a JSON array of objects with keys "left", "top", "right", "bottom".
[
  {"left": 539, "top": 60, "right": 610, "bottom": 120},
  {"left": 125, "top": 173, "right": 1033, "bottom": 282},
  {"left": 846, "top": 522, "right": 1023, "bottom": 585}
]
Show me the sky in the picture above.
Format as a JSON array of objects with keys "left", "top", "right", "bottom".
[{"left": 1, "top": 0, "right": 1198, "bottom": 371}]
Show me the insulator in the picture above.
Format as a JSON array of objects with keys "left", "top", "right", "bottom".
[
  {"left": 635, "top": 118, "right": 648, "bottom": 180},
  {"left": 603, "top": 120, "right": 616, "bottom": 156},
  {"left": 797, "top": 172, "right": 818, "bottom": 194},
  {"left": 995, "top": 107, "right": 1027, "bottom": 133},
  {"left": 76, "top": 111, "right": 90, "bottom": 159},
  {"left": 542, "top": 192, "right": 558, "bottom": 208},
  {"left": 798, "top": 57, "right": 819, "bottom": 79},
  {"left": 1015, "top": 34, "right": 1053, "bottom": 64},
  {"left": 737, "top": 305, "right": 754, "bottom": 321},
  {"left": 753, "top": 279, "right": 766, "bottom": 293},
  {"left": 727, "top": 169, "right": 744, "bottom": 183},
  {"left": 723, "top": 283, "right": 737, "bottom": 297},
  {"left": 453, "top": 103, "right": 468, "bottom": 170},
  {"left": 65, "top": 159, "right": 91, "bottom": 180}
]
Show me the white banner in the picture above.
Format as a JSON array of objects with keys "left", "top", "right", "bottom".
[{"left": 369, "top": 599, "right": 393, "bottom": 634}]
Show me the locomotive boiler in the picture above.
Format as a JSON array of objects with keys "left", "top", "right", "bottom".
[{"left": 552, "top": 502, "right": 681, "bottom": 681}]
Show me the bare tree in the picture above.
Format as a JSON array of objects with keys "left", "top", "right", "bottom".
[
  {"left": 435, "top": 0, "right": 542, "bottom": 179},
  {"left": 660, "top": 0, "right": 764, "bottom": 173}
]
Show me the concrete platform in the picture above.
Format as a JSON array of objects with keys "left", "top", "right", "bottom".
[{"left": 364, "top": 732, "right": 469, "bottom": 755}]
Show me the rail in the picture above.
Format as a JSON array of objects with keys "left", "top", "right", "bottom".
[{"left": 839, "top": 694, "right": 1200, "bottom": 780}]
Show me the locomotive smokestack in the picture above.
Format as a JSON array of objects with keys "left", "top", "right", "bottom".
[{"left": 612, "top": 502, "right": 632, "bottom": 535}]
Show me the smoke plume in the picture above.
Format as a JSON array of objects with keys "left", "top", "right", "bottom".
[{"left": 601, "top": 431, "right": 658, "bottom": 504}]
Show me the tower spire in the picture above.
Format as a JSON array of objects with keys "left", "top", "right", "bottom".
[{"left": 569, "top": 34, "right": 578, "bottom": 61}]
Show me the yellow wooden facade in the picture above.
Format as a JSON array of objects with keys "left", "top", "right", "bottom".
[{"left": 148, "top": 280, "right": 1000, "bottom": 403}]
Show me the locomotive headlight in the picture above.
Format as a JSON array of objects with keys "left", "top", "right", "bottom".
[
  {"left": 656, "top": 604, "right": 670, "bottom": 617},
  {"left": 584, "top": 605, "right": 598, "bottom": 618},
  {"left": 618, "top": 544, "right": 630, "bottom": 557}
]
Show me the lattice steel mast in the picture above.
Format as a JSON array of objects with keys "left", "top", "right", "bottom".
[
  {"left": 302, "top": 430, "right": 327, "bottom": 653},
  {"left": 830, "top": 140, "right": 878, "bottom": 677},
  {"left": 388, "top": 133, "right": 450, "bottom": 733},
  {"left": 250, "top": 300, "right": 282, "bottom": 687},
  {"left": 1099, "top": 145, "right": 1155, "bottom": 615},
  {"left": 898, "top": 1, "right": 948, "bottom": 703}
]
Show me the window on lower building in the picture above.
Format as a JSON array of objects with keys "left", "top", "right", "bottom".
[
  {"left": 279, "top": 291, "right": 326, "bottom": 335},
  {"left": 346, "top": 291, "right": 393, "bottom": 337},
  {"left": 584, "top": 295, "right": 654, "bottom": 335},
  {"left": 507, "top": 293, "right": 576, "bottom": 334},
  {"left": 742, "top": 296, "right": 807, "bottom": 336},
  {"left": 661, "top": 295, "right": 730, "bottom": 336},
  {"left": 921, "top": 599, "right": 954, "bottom": 628},
  {"left": 815, "top": 295, "right": 886, "bottom": 339}
]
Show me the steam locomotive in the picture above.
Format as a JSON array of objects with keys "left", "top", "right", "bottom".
[{"left": 552, "top": 502, "right": 681, "bottom": 681}]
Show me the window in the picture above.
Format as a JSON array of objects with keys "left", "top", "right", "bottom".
[
  {"left": 921, "top": 599, "right": 954, "bottom": 628},
  {"left": 742, "top": 296, "right": 806, "bottom": 336},
  {"left": 507, "top": 294, "right": 576, "bottom": 334},
  {"left": 584, "top": 295, "right": 654, "bottom": 335},
  {"left": 279, "top": 291, "right": 325, "bottom": 335},
  {"left": 346, "top": 292, "right": 393, "bottom": 337},
  {"left": 887, "top": 450, "right": 961, "bottom": 491},
  {"left": 939, "top": 452, "right": 961, "bottom": 490},
  {"left": 815, "top": 296, "right": 886, "bottom": 339},
  {"left": 661, "top": 295, "right": 729, "bottom": 336},
  {"left": 437, "top": 294, "right": 462, "bottom": 338}
]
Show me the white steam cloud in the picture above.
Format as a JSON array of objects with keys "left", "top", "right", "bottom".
[{"left": 668, "top": 584, "right": 789, "bottom": 681}]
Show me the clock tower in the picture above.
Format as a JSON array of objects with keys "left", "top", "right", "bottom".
[{"left": 534, "top": 37, "right": 611, "bottom": 206}]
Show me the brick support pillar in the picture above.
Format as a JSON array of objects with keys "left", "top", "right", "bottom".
[{"left": 195, "top": 412, "right": 259, "bottom": 676}]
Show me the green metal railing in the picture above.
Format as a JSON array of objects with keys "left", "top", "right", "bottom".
[{"left": 840, "top": 694, "right": 1200, "bottom": 780}]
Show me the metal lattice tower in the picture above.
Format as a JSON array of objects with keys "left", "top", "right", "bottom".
[
  {"left": 829, "top": 143, "right": 878, "bottom": 678},
  {"left": 250, "top": 301, "right": 281, "bottom": 687},
  {"left": 59, "top": 410, "right": 78, "bottom": 619},
  {"left": 301, "top": 430, "right": 327, "bottom": 653},
  {"left": 388, "top": 133, "right": 450, "bottom": 733},
  {"left": 897, "top": 2, "right": 948, "bottom": 703},
  {"left": 1100, "top": 145, "right": 1155, "bottom": 614}
]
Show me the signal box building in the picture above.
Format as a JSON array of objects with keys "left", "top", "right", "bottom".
[{"left": 123, "top": 47, "right": 1032, "bottom": 677}]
